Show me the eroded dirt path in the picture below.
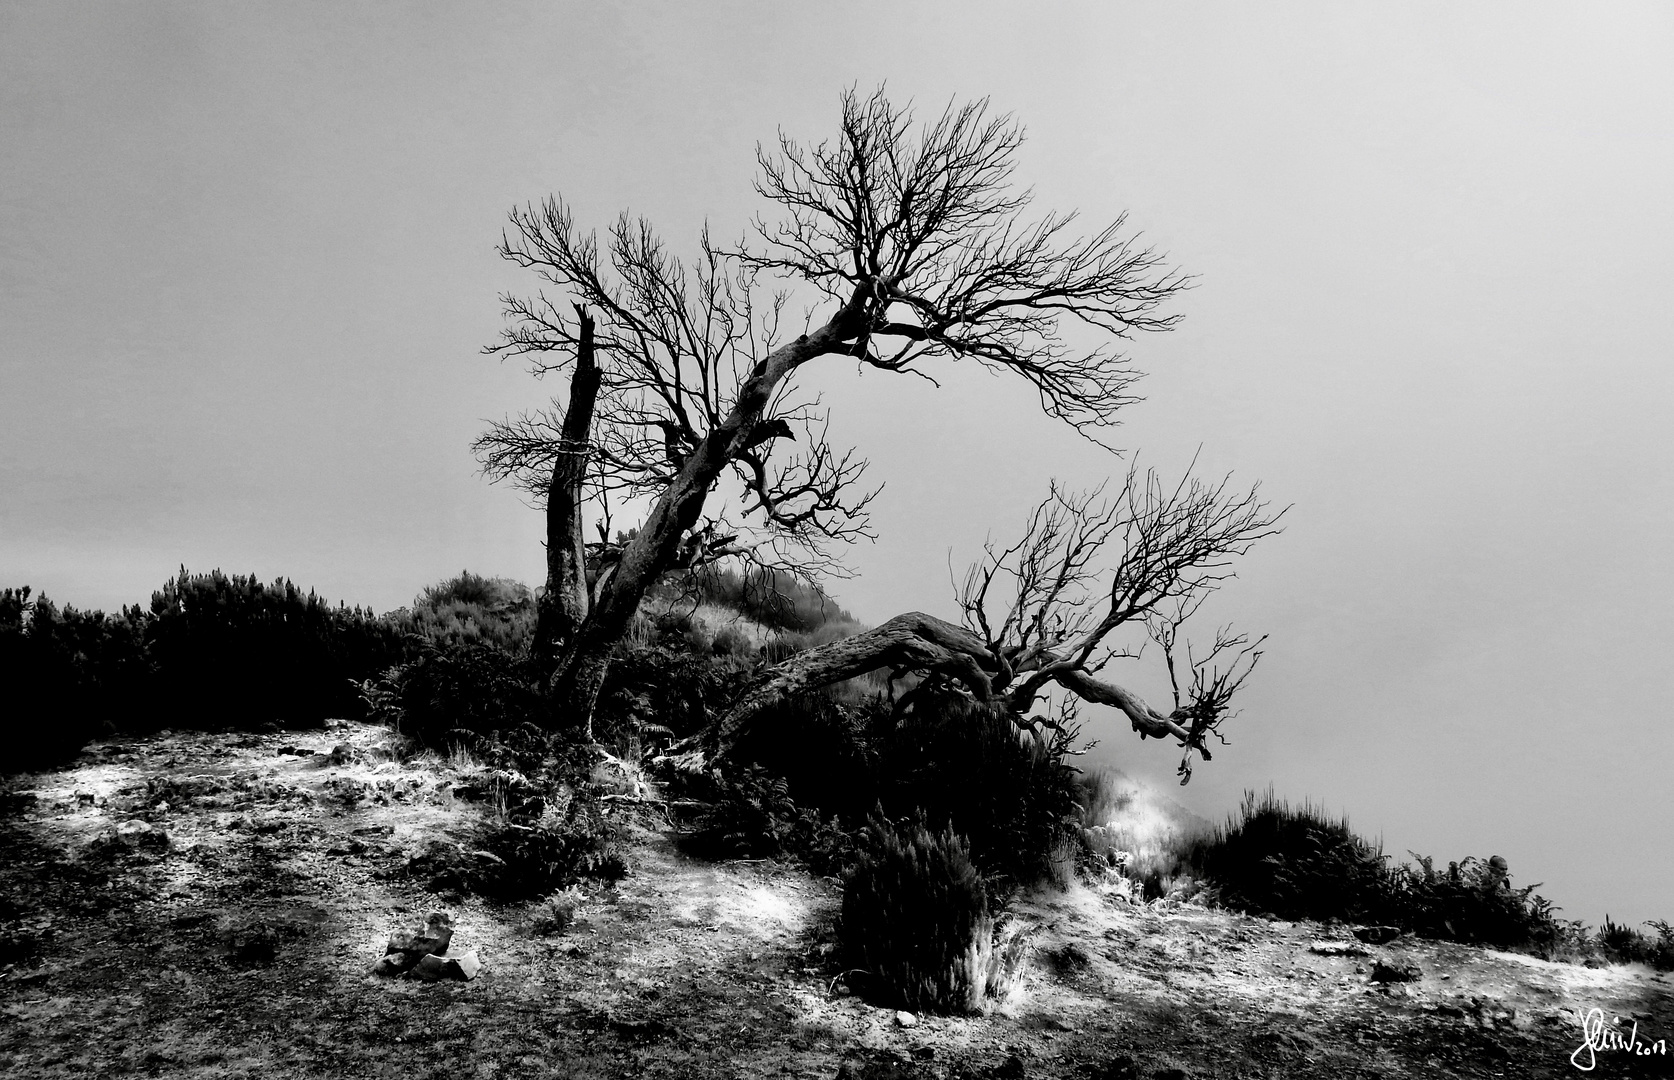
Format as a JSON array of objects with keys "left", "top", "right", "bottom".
[{"left": 1, "top": 723, "right": 1669, "bottom": 1079}]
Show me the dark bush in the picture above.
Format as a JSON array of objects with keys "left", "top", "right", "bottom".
[
  {"left": 472, "top": 722, "right": 597, "bottom": 782},
  {"left": 726, "top": 690, "right": 883, "bottom": 823},
  {"left": 384, "top": 643, "right": 545, "bottom": 748},
  {"left": 2, "top": 569, "right": 538, "bottom": 772},
  {"left": 1180, "top": 788, "right": 1393, "bottom": 923},
  {"left": 594, "top": 641, "right": 756, "bottom": 744},
  {"left": 662, "top": 565, "right": 860, "bottom": 636},
  {"left": 469, "top": 792, "right": 627, "bottom": 901},
  {"left": 391, "top": 571, "right": 535, "bottom": 654},
  {"left": 1, "top": 587, "right": 152, "bottom": 770},
  {"left": 840, "top": 816, "right": 995, "bottom": 1014},
  {"left": 1388, "top": 853, "right": 1568, "bottom": 951},
  {"left": 708, "top": 623, "right": 755, "bottom": 659},
  {"left": 679, "top": 763, "right": 799, "bottom": 858},
  {"left": 677, "top": 762, "right": 857, "bottom": 875},
  {"left": 1178, "top": 788, "right": 1585, "bottom": 955},
  {"left": 712, "top": 683, "right": 1080, "bottom": 889},
  {"left": 873, "top": 689, "right": 1083, "bottom": 889},
  {"left": 1595, "top": 919, "right": 1674, "bottom": 970},
  {"left": 145, "top": 568, "right": 407, "bottom": 730}
]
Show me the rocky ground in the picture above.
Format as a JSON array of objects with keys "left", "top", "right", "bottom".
[{"left": 1, "top": 721, "right": 1670, "bottom": 1079}]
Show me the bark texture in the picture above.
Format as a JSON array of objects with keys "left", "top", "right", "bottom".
[
  {"left": 714, "top": 610, "right": 1195, "bottom": 752},
  {"left": 534, "top": 307, "right": 600, "bottom": 667},
  {"left": 551, "top": 286, "right": 874, "bottom": 736}
]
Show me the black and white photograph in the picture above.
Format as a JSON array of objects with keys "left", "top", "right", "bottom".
[{"left": 2, "top": 4, "right": 1671, "bottom": 1077}]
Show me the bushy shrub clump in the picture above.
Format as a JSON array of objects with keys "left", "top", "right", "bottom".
[
  {"left": 1596, "top": 918, "right": 1674, "bottom": 970},
  {"left": 347, "top": 570, "right": 562, "bottom": 753},
  {"left": 1176, "top": 789, "right": 1564, "bottom": 940},
  {"left": 725, "top": 691, "right": 884, "bottom": 822},
  {"left": 403, "top": 773, "right": 625, "bottom": 902},
  {"left": 676, "top": 763, "right": 857, "bottom": 875},
  {"left": 3, "top": 572, "right": 409, "bottom": 770},
  {"left": 716, "top": 685, "right": 1083, "bottom": 890},
  {"left": 2, "top": 587, "right": 151, "bottom": 769},
  {"left": 528, "top": 886, "right": 587, "bottom": 935},
  {"left": 874, "top": 689, "right": 1083, "bottom": 889},
  {"left": 146, "top": 569, "right": 407, "bottom": 729},
  {"left": 1166, "top": 787, "right": 1673, "bottom": 962},
  {"left": 1082, "top": 783, "right": 1674, "bottom": 967},
  {"left": 711, "top": 683, "right": 1083, "bottom": 892},
  {"left": 389, "top": 571, "right": 535, "bottom": 653},
  {"left": 659, "top": 566, "right": 860, "bottom": 636},
  {"left": 470, "top": 793, "right": 627, "bottom": 901},
  {"left": 593, "top": 639, "right": 756, "bottom": 743},
  {"left": 3, "top": 568, "right": 559, "bottom": 771},
  {"left": 839, "top": 817, "right": 998, "bottom": 1014},
  {"left": 365, "top": 643, "right": 545, "bottom": 749},
  {"left": 1178, "top": 788, "right": 1392, "bottom": 922},
  {"left": 1389, "top": 853, "right": 1561, "bottom": 949}
]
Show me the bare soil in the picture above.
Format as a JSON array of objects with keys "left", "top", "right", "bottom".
[{"left": 1, "top": 722, "right": 1669, "bottom": 1079}]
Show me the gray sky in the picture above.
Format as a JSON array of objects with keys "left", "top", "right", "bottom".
[{"left": 4, "top": 3, "right": 1671, "bottom": 926}]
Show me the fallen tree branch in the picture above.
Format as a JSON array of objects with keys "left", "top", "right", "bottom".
[
  {"left": 714, "top": 611, "right": 1004, "bottom": 747},
  {"left": 712, "top": 609, "right": 1194, "bottom": 753}
]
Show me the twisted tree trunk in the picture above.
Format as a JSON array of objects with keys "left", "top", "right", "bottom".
[
  {"left": 714, "top": 613, "right": 1000, "bottom": 746},
  {"left": 712, "top": 610, "right": 1194, "bottom": 753},
  {"left": 549, "top": 285, "right": 873, "bottom": 738},
  {"left": 534, "top": 307, "right": 599, "bottom": 669}
]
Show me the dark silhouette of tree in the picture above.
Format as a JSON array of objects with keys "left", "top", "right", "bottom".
[
  {"left": 719, "top": 468, "right": 1279, "bottom": 783},
  {"left": 476, "top": 88, "right": 1275, "bottom": 765}
]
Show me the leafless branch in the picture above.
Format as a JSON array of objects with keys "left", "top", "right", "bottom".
[
  {"left": 478, "top": 204, "right": 874, "bottom": 569},
  {"left": 743, "top": 87, "right": 1191, "bottom": 440}
]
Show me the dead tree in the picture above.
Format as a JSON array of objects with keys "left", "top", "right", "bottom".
[
  {"left": 716, "top": 470, "right": 1282, "bottom": 783},
  {"left": 476, "top": 88, "right": 1194, "bottom": 738}
]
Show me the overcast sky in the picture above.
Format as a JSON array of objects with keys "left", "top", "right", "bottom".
[{"left": 4, "top": 2, "right": 1671, "bottom": 926}]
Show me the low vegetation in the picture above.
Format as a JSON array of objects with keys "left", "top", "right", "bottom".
[
  {"left": 1079, "top": 779, "right": 1674, "bottom": 971},
  {"left": 2, "top": 574, "right": 406, "bottom": 770},
  {"left": 7, "top": 562, "right": 1668, "bottom": 1033},
  {"left": 838, "top": 818, "right": 1007, "bottom": 1015}
]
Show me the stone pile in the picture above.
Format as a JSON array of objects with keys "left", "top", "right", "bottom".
[{"left": 372, "top": 910, "right": 482, "bottom": 982}]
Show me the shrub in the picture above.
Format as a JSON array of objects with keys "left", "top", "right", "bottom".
[
  {"left": 1176, "top": 787, "right": 1583, "bottom": 954},
  {"left": 145, "top": 568, "right": 407, "bottom": 729},
  {"left": 708, "top": 623, "right": 754, "bottom": 659},
  {"left": 661, "top": 565, "right": 860, "bottom": 636},
  {"left": 469, "top": 793, "right": 627, "bottom": 901},
  {"left": 528, "top": 886, "right": 587, "bottom": 935},
  {"left": 3, "top": 570, "right": 413, "bottom": 769},
  {"left": 726, "top": 690, "right": 883, "bottom": 823},
  {"left": 712, "top": 684, "right": 1081, "bottom": 889},
  {"left": 677, "top": 762, "right": 858, "bottom": 875},
  {"left": 383, "top": 643, "right": 545, "bottom": 749},
  {"left": 1180, "top": 788, "right": 1392, "bottom": 922},
  {"left": 2, "top": 569, "right": 552, "bottom": 770},
  {"left": 392, "top": 571, "right": 535, "bottom": 654},
  {"left": 1595, "top": 919, "right": 1674, "bottom": 970},
  {"left": 1, "top": 588, "right": 151, "bottom": 770},
  {"left": 680, "top": 763, "right": 799, "bottom": 858},
  {"left": 1388, "top": 853, "right": 1567, "bottom": 951},
  {"left": 839, "top": 816, "right": 996, "bottom": 1014},
  {"left": 593, "top": 641, "right": 755, "bottom": 743},
  {"left": 874, "top": 689, "right": 1083, "bottom": 889}
]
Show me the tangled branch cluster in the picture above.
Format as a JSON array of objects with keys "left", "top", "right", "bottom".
[
  {"left": 475, "top": 87, "right": 1192, "bottom": 584},
  {"left": 953, "top": 465, "right": 1283, "bottom": 781}
]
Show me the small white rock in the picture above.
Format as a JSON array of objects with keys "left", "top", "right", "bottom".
[{"left": 894, "top": 1010, "right": 918, "bottom": 1028}]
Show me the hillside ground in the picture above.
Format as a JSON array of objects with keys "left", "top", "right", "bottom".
[{"left": 1, "top": 721, "right": 1670, "bottom": 1079}]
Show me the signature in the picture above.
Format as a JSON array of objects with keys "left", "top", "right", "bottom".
[{"left": 1571, "top": 1007, "right": 1668, "bottom": 1071}]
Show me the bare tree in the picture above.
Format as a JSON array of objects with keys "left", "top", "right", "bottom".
[
  {"left": 716, "top": 466, "right": 1281, "bottom": 782},
  {"left": 477, "top": 88, "right": 1200, "bottom": 737}
]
